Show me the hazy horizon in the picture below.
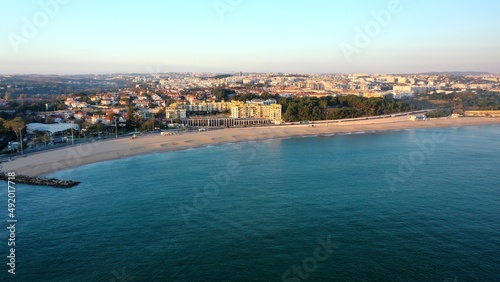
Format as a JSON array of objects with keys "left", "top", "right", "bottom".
[
  {"left": 0, "top": 70, "right": 497, "bottom": 76},
  {"left": 2, "top": 0, "right": 500, "bottom": 74}
]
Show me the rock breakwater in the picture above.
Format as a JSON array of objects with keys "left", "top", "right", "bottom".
[{"left": 0, "top": 173, "right": 80, "bottom": 188}]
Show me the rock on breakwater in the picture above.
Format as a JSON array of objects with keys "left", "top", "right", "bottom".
[{"left": 0, "top": 173, "right": 80, "bottom": 188}]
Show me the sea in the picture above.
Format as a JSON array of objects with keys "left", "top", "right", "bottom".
[{"left": 1, "top": 125, "right": 499, "bottom": 282}]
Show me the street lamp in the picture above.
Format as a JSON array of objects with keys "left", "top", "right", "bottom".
[{"left": 19, "top": 128, "right": 23, "bottom": 155}]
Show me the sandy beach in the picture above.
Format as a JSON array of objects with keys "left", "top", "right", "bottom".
[{"left": 2, "top": 116, "right": 500, "bottom": 177}]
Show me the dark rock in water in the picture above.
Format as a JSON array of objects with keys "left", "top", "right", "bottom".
[{"left": 0, "top": 173, "right": 80, "bottom": 188}]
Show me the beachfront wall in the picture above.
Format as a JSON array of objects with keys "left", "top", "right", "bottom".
[
  {"left": 181, "top": 118, "right": 271, "bottom": 127},
  {"left": 465, "top": 111, "right": 500, "bottom": 117}
]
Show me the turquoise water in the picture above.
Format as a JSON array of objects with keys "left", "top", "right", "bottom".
[{"left": 1, "top": 125, "right": 499, "bottom": 281}]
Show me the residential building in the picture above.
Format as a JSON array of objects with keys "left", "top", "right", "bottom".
[
  {"left": 231, "top": 101, "right": 282, "bottom": 124},
  {"left": 165, "top": 107, "right": 187, "bottom": 119}
]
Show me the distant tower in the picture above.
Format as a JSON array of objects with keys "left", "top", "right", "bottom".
[{"left": 238, "top": 71, "right": 243, "bottom": 77}]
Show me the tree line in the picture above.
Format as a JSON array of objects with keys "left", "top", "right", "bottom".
[
  {"left": 280, "top": 96, "right": 413, "bottom": 122},
  {"left": 230, "top": 93, "right": 413, "bottom": 122},
  {"left": 417, "top": 91, "right": 500, "bottom": 117}
]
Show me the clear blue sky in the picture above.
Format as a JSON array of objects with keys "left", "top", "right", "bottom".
[{"left": 1, "top": 0, "right": 499, "bottom": 74}]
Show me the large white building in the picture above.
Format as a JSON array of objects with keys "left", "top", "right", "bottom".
[
  {"left": 230, "top": 101, "right": 282, "bottom": 124},
  {"left": 167, "top": 100, "right": 283, "bottom": 124},
  {"left": 165, "top": 107, "right": 187, "bottom": 119}
]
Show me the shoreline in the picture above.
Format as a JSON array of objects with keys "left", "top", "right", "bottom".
[{"left": 2, "top": 116, "right": 500, "bottom": 177}]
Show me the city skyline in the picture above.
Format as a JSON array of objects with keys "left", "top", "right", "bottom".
[{"left": 2, "top": 0, "right": 500, "bottom": 74}]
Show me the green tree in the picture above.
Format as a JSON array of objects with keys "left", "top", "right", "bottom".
[
  {"left": 33, "top": 130, "right": 49, "bottom": 146},
  {"left": 155, "top": 108, "right": 166, "bottom": 119},
  {"left": 0, "top": 117, "right": 5, "bottom": 133},
  {"left": 141, "top": 118, "right": 155, "bottom": 132},
  {"left": 278, "top": 96, "right": 413, "bottom": 122},
  {"left": 283, "top": 103, "right": 299, "bottom": 122},
  {"left": 4, "top": 117, "right": 25, "bottom": 141},
  {"left": 211, "top": 88, "right": 235, "bottom": 101},
  {"left": 126, "top": 105, "right": 138, "bottom": 130}
]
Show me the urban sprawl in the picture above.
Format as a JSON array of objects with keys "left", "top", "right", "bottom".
[{"left": 0, "top": 72, "right": 499, "bottom": 154}]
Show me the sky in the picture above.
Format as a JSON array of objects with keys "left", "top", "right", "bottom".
[{"left": 1, "top": 0, "right": 500, "bottom": 74}]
